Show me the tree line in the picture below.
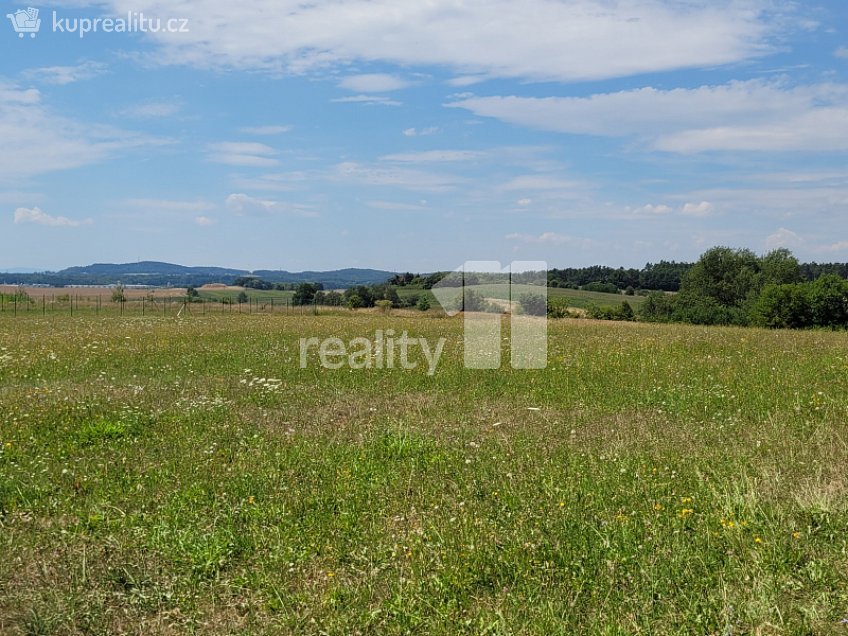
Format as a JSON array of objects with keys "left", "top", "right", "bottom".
[{"left": 637, "top": 247, "right": 848, "bottom": 329}]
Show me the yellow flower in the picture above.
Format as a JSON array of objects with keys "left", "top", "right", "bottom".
[
  {"left": 653, "top": 503, "right": 664, "bottom": 511},
  {"left": 792, "top": 531, "right": 801, "bottom": 539},
  {"left": 247, "top": 496, "right": 256, "bottom": 505},
  {"left": 558, "top": 501, "right": 565, "bottom": 508},
  {"left": 615, "top": 513, "right": 628, "bottom": 523},
  {"left": 3, "top": 441, "right": 11, "bottom": 449},
  {"left": 680, "top": 497, "right": 693, "bottom": 504},
  {"left": 327, "top": 571, "right": 335, "bottom": 578},
  {"left": 754, "top": 536, "right": 763, "bottom": 544},
  {"left": 677, "top": 508, "right": 694, "bottom": 519}
]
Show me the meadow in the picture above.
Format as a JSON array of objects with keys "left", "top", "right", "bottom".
[{"left": 1, "top": 311, "right": 847, "bottom": 635}]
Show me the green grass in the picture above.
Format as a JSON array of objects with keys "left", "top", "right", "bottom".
[
  {"left": 1, "top": 313, "right": 847, "bottom": 634},
  {"left": 394, "top": 285, "right": 645, "bottom": 310},
  {"left": 197, "top": 289, "right": 295, "bottom": 303}
]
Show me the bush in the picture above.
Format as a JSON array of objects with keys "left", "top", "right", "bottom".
[
  {"left": 518, "top": 292, "right": 547, "bottom": 316},
  {"left": 416, "top": 296, "right": 431, "bottom": 311},
  {"left": 546, "top": 297, "right": 570, "bottom": 319},
  {"left": 375, "top": 299, "right": 393, "bottom": 314},
  {"left": 582, "top": 282, "right": 620, "bottom": 294},
  {"left": 750, "top": 284, "right": 812, "bottom": 329}
]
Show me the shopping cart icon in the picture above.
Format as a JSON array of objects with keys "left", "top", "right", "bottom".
[{"left": 6, "top": 7, "right": 41, "bottom": 38}]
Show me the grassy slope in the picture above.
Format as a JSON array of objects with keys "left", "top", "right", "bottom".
[{"left": 1, "top": 314, "right": 847, "bottom": 634}]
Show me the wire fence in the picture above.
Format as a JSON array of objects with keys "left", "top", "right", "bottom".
[{"left": 0, "top": 294, "right": 334, "bottom": 318}]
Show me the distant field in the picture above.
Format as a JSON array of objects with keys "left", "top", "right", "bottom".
[
  {"left": 197, "top": 287, "right": 295, "bottom": 304},
  {"left": 1, "top": 313, "right": 847, "bottom": 634},
  {"left": 395, "top": 284, "right": 646, "bottom": 309}
]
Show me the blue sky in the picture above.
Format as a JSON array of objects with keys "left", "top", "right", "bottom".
[{"left": 1, "top": 0, "right": 847, "bottom": 272}]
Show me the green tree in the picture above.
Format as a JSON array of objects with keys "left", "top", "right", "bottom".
[
  {"left": 808, "top": 274, "right": 848, "bottom": 328},
  {"left": 416, "top": 296, "right": 431, "bottom": 311},
  {"left": 750, "top": 283, "right": 811, "bottom": 329},
  {"left": 237, "top": 291, "right": 249, "bottom": 304}
]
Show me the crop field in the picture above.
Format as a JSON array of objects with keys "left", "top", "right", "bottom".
[{"left": 1, "top": 313, "right": 847, "bottom": 634}]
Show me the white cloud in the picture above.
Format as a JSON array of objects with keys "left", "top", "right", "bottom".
[
  {"left": 98, "top": 0, "right": 780, "bottom": 83},
  {"left": 498, "top": 175, "right": 582, "bottom": 191},
  {"left": 637, "top": 204, "right": 673, "bottom": 215},
  {"left": 681, "top": 201, "right": 714, "bottom": 216},
  {"left": 449, "top": 80, "right": 848, "bottom": 152},
  {"left": 239, "top": 125, "right": 293, "bottom": 135},
  {"left": 126, "top": 198, "right": 213, "bottom": 212},
  {"left": 836, "top": 47, "right": 848, "bottom": 60},
  {"left": 333, "top": 161, "right": 464, "bottom": 192},
  {"left": 506, "top": 231, "right": 590, "bottom": 246},
  {"left": 379, "top": 150, "right": 483, "bottom": 162},
  {"left": 13, "top": 207, "right": 92, "bottom": 228},
  {"left": 24, "top": 61, "right": 108, "bottom": 85},
  {"left": 765, "top": 227, "right": 803, "bottom": 250},
  {"left": 207, "top": 142, "right": 279, "bottom": 167},
  {"left": 446, "top": 76, "right": 488, "bottom": 87},
  {"left": 225, "top": 193, "right": 317, "bottom": 217},
  {"left": 0, "top": 82, "right": 162, "bottom": 182},
  {"left": 121, "top": 99, "right": 182, "bottom": 118},
  {"left": 338, "top": 73, "right": 409, "bottom": 92},
  {"left": 330, "top": 95, "right": 402, "bottom": 106},
  {"left": 194, "top": 215, "right": 216, "bottom": 226},
  {"left": 402, "top": 126, "right": 439, "bottom": 137}
]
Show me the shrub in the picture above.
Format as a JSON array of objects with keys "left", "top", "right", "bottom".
[{"left": 518, "top": 292, "right": 547, "bottom": 316}]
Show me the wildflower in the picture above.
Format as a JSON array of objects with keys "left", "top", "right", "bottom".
[
  {"left": 327, "top": 571, "right": 335, "bottom": 578},
  {"left": 680, "top": 497, "right": 693, "bottom": 504},
  {"left": 792, "top": 531, "right": 801, "bottom": 539},
  {"left": 754, "top": 536, "right": 763, "bottom": 544},
  {"left": 615, "top": 512, "right": 628, "bottom": 523},
  {"left": 247, "top": 496, "right": 256, "bottom": 505},
  {"left": 653, "top": 503, "right": 664, "bottom": 511},
  {"left": 678, "top": 508, "right": 694, "bottom": 519},
  {"left": 3, "top": 441, "right": 11, "bottom": 449},
  {"left": 558, "top": 501, "right": 565, "bottom": 508}
]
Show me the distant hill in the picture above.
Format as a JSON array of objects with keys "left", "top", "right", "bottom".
[{"left": 0, "top": 262, "right": 397, "bottom": 288}]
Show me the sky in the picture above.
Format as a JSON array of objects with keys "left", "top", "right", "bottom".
[{"left": 1, "top": 0, "right": 847, "bottom": 273}]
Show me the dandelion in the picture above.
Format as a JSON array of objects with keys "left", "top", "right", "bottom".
[
  {"left": 327, "top": 571, "right": 335, "bottom": 578},
  {"left": 247, "top": 496, "right": 256, "bottom": 505},
  {"left": 754, "top": 536, "right": 763, "bottom": 544},
  {"left": 678, "top": 508, "right": 694, "bottom": 519},
  {"left": 680, "top": 497, "right": 693, "bottom": 504},
  {"left": 559, "top": 501, "right": 565, "bottom": 508},
  {"left": 792, "top": 531, "right": 801, "bottom": 539}
]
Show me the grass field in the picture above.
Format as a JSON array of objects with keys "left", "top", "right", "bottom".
[
  {"left": 394, "top": 285, "right": 644, "bottom": 310},
  {"left": 1, "top": 313, "right": 847, "bottom": 634}
]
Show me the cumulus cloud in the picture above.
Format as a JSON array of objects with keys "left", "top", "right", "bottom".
[
  {"left": 637, "top": 204, "right": 673, "bottom": 215},
  {"left": 681, "top": 201, "right": 715, "bottom": 216},
  {"left": 13, "top": 207, "right": 92, "bottom": 227},
  {"left": 765, "top": 227, "right": 803, "bottom": 250}
]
